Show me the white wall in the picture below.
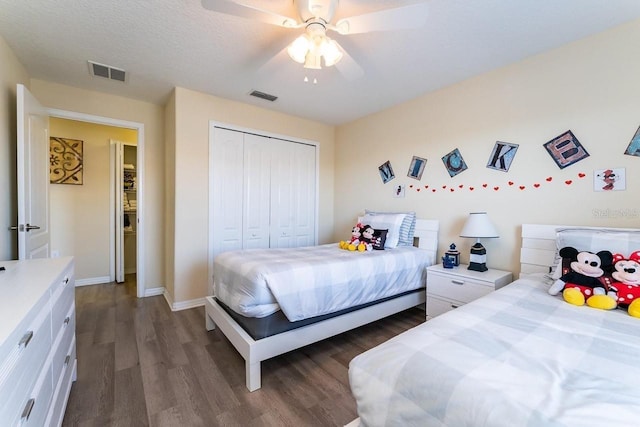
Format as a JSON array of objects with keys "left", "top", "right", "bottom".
[
  {"left": 169, "top": 87, "right": 335, "bottom": 304},
  {"left": 31, "top": 80, "right": 165, "bottom": 290},
  {"left": 336, "top": 19, "right": 640, "bottom": 276},
  {"left": 0, "top": 35, "right": 30, "bottom": 260},
  {"left": 49, "top": 118, "right": 137, "bottom": 282}
]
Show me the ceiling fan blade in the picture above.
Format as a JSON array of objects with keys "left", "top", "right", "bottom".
[
  {"left": 201, "top": 0, "right": 300, "bottom": 28},
  {"left": 334, "top": 45, "right": 364, "bottom": 81},
  {"left": 335, "top": 2, "right": 429, "bottom": 35}
]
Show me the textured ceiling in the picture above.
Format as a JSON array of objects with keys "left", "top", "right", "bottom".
[{"left": 2, "top": 0, "right": 640, "bottom": 125}]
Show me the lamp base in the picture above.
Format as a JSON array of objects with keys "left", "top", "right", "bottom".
[{"left": 468, "top": 242, "right": 488, "bottom": 272}]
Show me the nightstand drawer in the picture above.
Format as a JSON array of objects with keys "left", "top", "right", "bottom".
[
  {"left": 427, "top": 295, "right": 463, "bottom": 318},
  {"left": 428, "top": 272, "right": 493, "bottom": 304}
]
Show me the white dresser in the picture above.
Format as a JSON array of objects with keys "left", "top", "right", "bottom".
[{"left": 0, "top": 257, "right": 76, "bottom": 426}]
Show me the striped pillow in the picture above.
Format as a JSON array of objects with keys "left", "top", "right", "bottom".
[{"left": 365, "top": 210, "right": 416, "bottom": 246}]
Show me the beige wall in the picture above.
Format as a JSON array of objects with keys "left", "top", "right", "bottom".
[
  {"left": 49, "top": 118, "right": 137, "bottom": 281},
  {"left": 31, "top": 80, "right": 165, "bottom": 290},
  {"left": 170, "top": 87, "right": 335, "bottom": 303},
  {"left": 336, "top": 19, "right": 640, "bottom": 276},
  {"left": 0, "top": 35, "right": 30, "bottom": 260},
  {"left": 164, "top": 90, "right": 176, "bottom": 299}
]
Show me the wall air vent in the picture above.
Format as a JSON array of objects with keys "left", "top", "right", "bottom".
[
  {"left": 249, "top": 90, "right": 278, "bottom": 102},
  {"left": 88, "top": 61, "right": 127, "bottom": 83}
]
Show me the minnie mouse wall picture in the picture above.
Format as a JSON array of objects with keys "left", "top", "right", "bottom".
[{"left": 594, "top": 168, "right": 626, "bottom": 191}]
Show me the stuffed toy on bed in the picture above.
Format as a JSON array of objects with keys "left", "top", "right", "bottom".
[
  {"left": 610, "top": 251, "right": 640, "bottom": 318},
  {"left": 339, "top": 223, "right": 370, "bottom": 251},
  {"left": 547, "top": 246, "right": 617, "bottom": 310}
]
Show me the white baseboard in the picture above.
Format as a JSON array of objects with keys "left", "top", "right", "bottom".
[
  {"left": 75, "top": 276, "right": 111, "bottom": 287},
  {"left": 163, "top": 290, "right": 205, "bottom": 311},
  {"left": 144, "top": 286, "right": 165, "bottom": 297}
]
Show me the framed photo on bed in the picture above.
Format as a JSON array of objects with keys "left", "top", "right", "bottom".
[{"left": 407, "top": 156, "right": 427, "bottom": 180}]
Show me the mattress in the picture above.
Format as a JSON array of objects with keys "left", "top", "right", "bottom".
[
  {"left": 349, "top": 275, "right": 640, "bottom": 426},
  {"left": 213, "top": 243, "right": 433, "bottom": 321}
]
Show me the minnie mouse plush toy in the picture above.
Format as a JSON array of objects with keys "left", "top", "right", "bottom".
[{"left": 610, "top": 251, "right": 640, "bottom": 318}]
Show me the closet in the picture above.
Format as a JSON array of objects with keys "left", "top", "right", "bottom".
[
  {"left": 115, "top": 142, "right": 137, "bottom": 283},
  {"left": 211, "top": 126, "right": 317, "bottom": 258}
]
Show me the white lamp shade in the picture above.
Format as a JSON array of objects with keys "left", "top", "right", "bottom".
[
  {"left": 287, "top": 35, "right": 309, "bottom": 64},
  {"left": 459, "top": 212, "right": 499, "bottom": 239},
  {"left": 322, "top": 39, "right": 343, "bottom": 67}
]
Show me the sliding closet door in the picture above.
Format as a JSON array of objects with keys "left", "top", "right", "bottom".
[
  {"left": 211, "top": 127, "right": 244, "bottom": 257},
  {"left": 270, "top": 140, "right": 316, "bottom": 248},
  {"left": 242, "top": 134, "right": 271, "bottom": 249}
]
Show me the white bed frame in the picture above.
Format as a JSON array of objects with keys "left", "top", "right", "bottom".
[
  {"left": 204, "top": 219, "right": 439, "bottom": 392},
  {"left": 344, "top": 222, "right": 639, "bottom": 427}
]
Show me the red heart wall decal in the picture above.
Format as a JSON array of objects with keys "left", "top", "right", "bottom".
[
  {"left": 519, "top": 186, "right": 525, "bottom": 190},
  {"left": 546, "top": 177, "right": 553, "bottom": 182},
  {"left": 409, "top": 185, "right": 413, "bottom": 188},
  {"left": 565, "top": 180, "right": 573, "bottom": 185},
  {"left": 508, "top": 181, "right": 514, "bottom": 186},
  {"left": 432, "top": 189, "right": 436, "bottom": 192},
  {"left": 450, "top": 188, "right": 454, "bottom": 192},
  {"left": 417, "top": 188, "right": 420, "bottom": 192},
  {"left": 425, "top": 185, "right": 429, "bottom": 189},
  {"left": 482, "top": 183, "right": 488, "bottom": 188},
  {"left": 494, "top": 186, "right": 500, "bottom": 191},
  {"left": 442, "top": 185, "right": 447, "bottom": 189},
  {"left": 469, "top": 187, "right": 475, "bottom": 191},
  {"left": 578, "top": 173, "right": 586, "bottom": 178},
  {"left": 459, "top": 184, "right": 464, "bottom": 188},
  {"left": 534, "top": 183, "right": 540, "bottom": 188}
]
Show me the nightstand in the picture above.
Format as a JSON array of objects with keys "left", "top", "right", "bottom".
[{"left": 426, "top": 264, "right": 513, "bottom": 319}]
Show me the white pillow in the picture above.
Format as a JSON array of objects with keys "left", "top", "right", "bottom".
[
  {"left": 549, "top": 228, "right": 640, "bottom": 279},
  {"left": 361, "top": 213, "right": 406, "bottom": 249}
]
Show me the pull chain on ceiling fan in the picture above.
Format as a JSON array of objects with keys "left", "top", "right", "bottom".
[{"left": 201, "top": 0, "right": 429, "bottom": 78}]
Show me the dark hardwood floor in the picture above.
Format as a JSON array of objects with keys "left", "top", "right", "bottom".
[{"left": 62, "top": 277, "right": 425, "bottom": 426}]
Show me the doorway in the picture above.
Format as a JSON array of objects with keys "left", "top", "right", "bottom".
[{"left": 47, "top": 109, "right": 146, "bottom": 298}]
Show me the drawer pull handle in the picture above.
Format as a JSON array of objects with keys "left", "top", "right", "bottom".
[
  {"left": 451, "top": 280, "right": 465, "bottom": 285},
  {"left": 451, "top": 304, "right": 460, "bottom": 309},
  {"left": 65, "top": 355, "right": 71, "bottom": 366},
  {"left": 19, "top": 331, "right": 34, "bottom": 349},
  {"left": 64, "top": 316, "right": 70, "bottom": 325},
  {"left": 21, "top": 398, "right": 35, "bottom": 421}
]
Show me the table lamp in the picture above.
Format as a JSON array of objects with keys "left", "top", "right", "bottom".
[{"left": 459, "top": 212, "right": 499, "bottom": 272}]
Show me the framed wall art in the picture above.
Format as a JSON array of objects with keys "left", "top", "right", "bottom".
[
  {"left": 625, "top": 125, "right": 640, "bottom": 157},
  {"left": 441, "top": 148, "right": 467, "bottom": 177},
  {"left": 594, "top": 168, "right": 626, "bottom": 192},
  {"left": 486, "top": 141, "right": 518, "bottom": 172},
  {"left": 407, "top": 156, "right": 427, "bottom": 180},
  {"left": 378, "top": 160, "right": 395, "bottom": 184},
  {"left": 543, "top": 130, "right": 589, "bottom": 169},
  {"left": 50, "top": 137, "right": 84, "bottom": 185}
]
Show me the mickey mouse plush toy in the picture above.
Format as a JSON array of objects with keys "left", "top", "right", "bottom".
[
  {"left": 548, "top": 246, "right": 617, "bottom": 310},
  {"left": 610, "top": 251, "right": 640, "bottom": 318}
]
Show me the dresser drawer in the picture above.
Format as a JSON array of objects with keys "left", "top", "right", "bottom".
[
  {"left": 0, "top": 302, "right": 52, "bottom": 423},
  {"left": 51, "top": 270, "right": 74, "bottom": 335},
  {"left": 17, "top": 357, "right": 54, "bottom": 427},
  {"left": 428, "top": 272, "right": 493, "bottom": 304},
  {"left": 46, "top": 336, "right": 77, "bottom": 427},
  {"left": 52, "top": 304, "right": 75, "bottom": 385}
]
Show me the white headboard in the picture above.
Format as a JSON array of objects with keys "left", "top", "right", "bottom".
[
  {"left": 357, "top": 217, "right": 439, "bottom": 261},
  {"left": 520, "top": 224, "right": 640, "bottom": 278}
]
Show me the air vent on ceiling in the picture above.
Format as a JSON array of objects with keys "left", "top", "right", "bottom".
[
  {"left": 88, "top": 61, "right": 127, "bottom": 83},
  {"left": 249, "top": 90, "right": 277, "bottom": 102}
]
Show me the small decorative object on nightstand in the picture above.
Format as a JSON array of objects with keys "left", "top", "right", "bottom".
[
  {"left": 426, "top": 263, "right": 512, "bottom": 319},
  {"left": 459, "top": 212, "right": 499, "bottom": 272},
  {"left": 445, "top": 243, "right": 460, "bottom": 266}
]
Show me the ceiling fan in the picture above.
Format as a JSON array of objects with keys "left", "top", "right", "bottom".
[{"left": 201, "top": 0, "right": 429, "bottom": 79}]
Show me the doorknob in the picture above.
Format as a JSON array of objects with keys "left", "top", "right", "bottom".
[{"left": 25, "top": 224, "right": 40, "bottom": 232}]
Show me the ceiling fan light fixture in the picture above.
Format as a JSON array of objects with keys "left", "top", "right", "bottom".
[
  {"left": 287, "top": 34, "right": 310, "bottom": 64},
  {"left": 322, "top": 38, "right": 342, "bottom": 67},
  {"left": 304, "top": 52, "right": 322, "bottom": 70}
]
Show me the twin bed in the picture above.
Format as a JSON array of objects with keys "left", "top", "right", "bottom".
[
  {"left": 205, "top": 220, "right": 640, "bottom": 425},
  {"left": 348, "top": 224, "right": 640, "bottom": 426},
  {"left": 205, "top": 215, "right": 439, "bottom": 391}
]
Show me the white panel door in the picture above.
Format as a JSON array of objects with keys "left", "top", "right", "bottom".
[
  {"left": 291, "top": 142, "right": 316, "bottom": 247},
  {"left": 16, "top": 84, "right": 50, "bottom": 259},
  {"left": 211, "top": 128, "right": 244, "bottom": 257},
  {"left": 269, "top": 140, "right": 296, "bottom": 248},
  {"left": 243, "top": 134, "right": 271, "bottom": 249}
]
